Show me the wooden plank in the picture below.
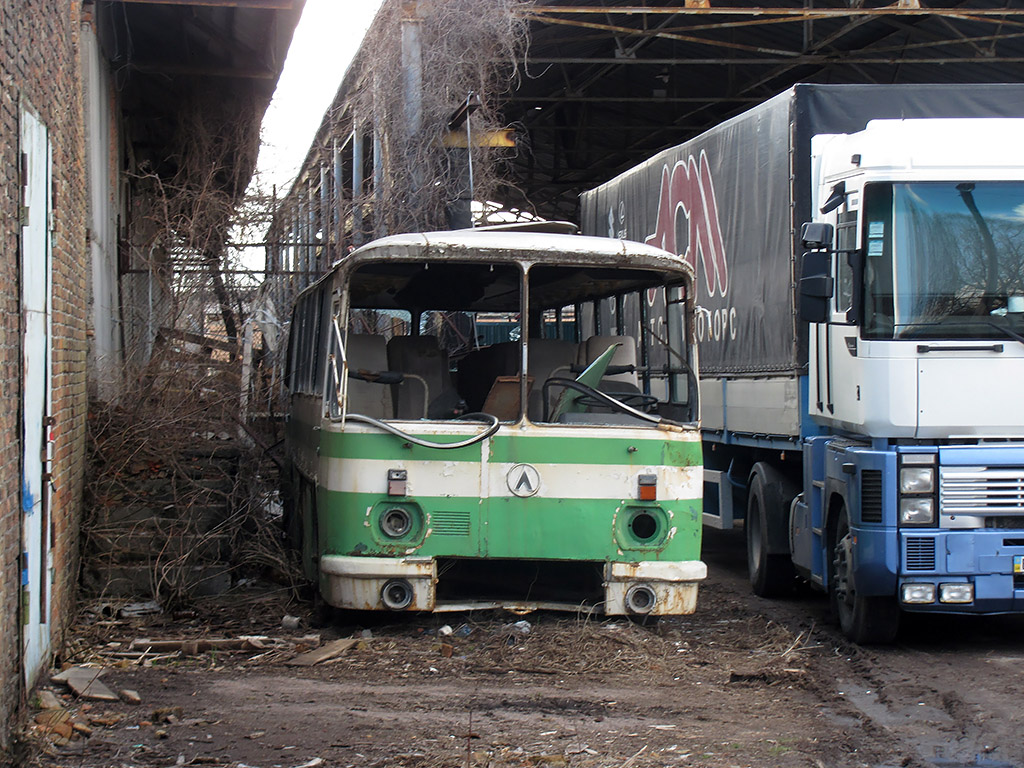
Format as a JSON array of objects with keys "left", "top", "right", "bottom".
[
  {"left": 286, "top": 638, "right": 358, "bottom": 667},
  {"left": 52, "top": 666, "right": 120, "bottom": 702}
]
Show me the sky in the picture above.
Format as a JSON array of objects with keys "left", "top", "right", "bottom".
[{"left": 254, "top": 0, "right": 386, "bottom": 196}]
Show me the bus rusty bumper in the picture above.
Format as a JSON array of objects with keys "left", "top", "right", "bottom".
[{"left": 319, "top": 555, "right": 707, "bottom": 615}]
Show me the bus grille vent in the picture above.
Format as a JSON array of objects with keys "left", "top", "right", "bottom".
[
  {"left": 904, "top": 537, "right": 936, "bottom": 571},
  {"left": 860, "top": 470, "right": 883, "bottom": 523},
  {"left": 431, "top": 511, "right": 471, "bottom": 536}
]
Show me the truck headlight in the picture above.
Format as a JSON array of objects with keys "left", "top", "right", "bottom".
[
  {"left": 900, "top": 467, "right": 934, "bottom": 494},
  {"left": 901, "top": 583, "right": 936, "bottom": 604},
  {"left": 900, "top": 497, "right": 935, "bottom": 525},
  {"left": 939, "top": 583, "right": 974, "bottom": 604}
]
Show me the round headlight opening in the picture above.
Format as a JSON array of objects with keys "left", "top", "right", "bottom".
[{"left": 381, "top": 507, "right": 413, "bottom": 538}]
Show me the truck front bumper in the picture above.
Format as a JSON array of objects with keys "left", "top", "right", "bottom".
[
  {"left": 898, "top": 529, "right": 1024, "bottom": 613},
  {"left": 319, "top": 555, "right": 707, "bottom": 615}
]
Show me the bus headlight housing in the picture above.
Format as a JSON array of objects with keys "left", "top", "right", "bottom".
[{"left": 381, "top": 507, "right": 413, "bottom": 538}]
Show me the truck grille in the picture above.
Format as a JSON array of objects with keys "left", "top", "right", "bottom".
[
  {"left": 939, "top": 467, "right": 1024, "bottom": 516},
  {"left": 904, "top": 537, "right": 936, "bottom": 571},
  {"left": 861, "top": 470, "right": 883, "bottom": 523}
]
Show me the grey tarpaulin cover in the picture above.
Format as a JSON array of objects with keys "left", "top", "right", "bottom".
[{"left": 580, "top": 83, "right": 1024, "bottom": 377}]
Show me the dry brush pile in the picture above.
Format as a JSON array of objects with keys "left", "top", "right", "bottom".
[
  {"left": 82, "top": 97, "right": 294, "bottom": 609},
  {"left": 338, "top": 0, "right": 532, "bottom": 234}
]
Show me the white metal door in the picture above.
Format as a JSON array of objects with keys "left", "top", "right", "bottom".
[{"left": 20, "top": 103, "right": 53, "bottom": 687}]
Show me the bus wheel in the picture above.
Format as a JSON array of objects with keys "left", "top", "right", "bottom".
[
  {"left": 281, "top": 469, "right": 303, "bottom": 550},
  {"left": 829, "top": 505, "right": 900, "bottom": 644},
  {"left": 746, "top": 463, "right": 796, "bottom": 597}
]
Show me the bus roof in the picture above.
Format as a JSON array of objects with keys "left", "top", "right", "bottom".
[{"left": 340, "top": 228, "right": 693, "bottom": 278}]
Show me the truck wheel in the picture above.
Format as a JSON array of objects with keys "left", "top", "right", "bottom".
[
  {"left": 829, "top": 506, "right": 900, "bottom": 644},
  {"left": 746, "top": 463, "right": 797, "bottom": 597}
]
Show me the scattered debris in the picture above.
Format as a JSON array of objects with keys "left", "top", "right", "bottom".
[
  {"left": 152, "top": 706, "right": 185, "bottom": 724},
  {"left": 118, "top": 601, "right": 163, "bottom": 618},
  {"left": 34, "top": 710, "right": 73, "bottom": 741},
  {"left": 286, "top": 637, "right": 359, "bottom": 667},
  {"left": 505, "top": 620, "right": 532, "bottom": 636},
  {"left": 129, "top": 637, "right": 271, "bottom": 654},
  {"left": 51, "top": 665, "right": 120, "bottom": 702},
  {"left": 36, "top": 690, "right": 64, "bottom": 710},
  {"left": 119, "top": 689, "right": 142, "bottom": 705}
]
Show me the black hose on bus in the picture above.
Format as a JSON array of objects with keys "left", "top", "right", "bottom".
[{"left": 342, "top": 412, "right": 501, "bottom": 449}]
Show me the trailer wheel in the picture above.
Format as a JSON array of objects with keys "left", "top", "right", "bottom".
[
  {"left": 746, "top": 463, "right": 797, "bottom": 597},
  {"left": 829, "top": 505, "right": 900, "bottom": 644}
]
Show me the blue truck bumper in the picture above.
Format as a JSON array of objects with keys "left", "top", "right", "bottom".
[{"left": 896, "top": 529, "right": 1024, "bottom": 614}]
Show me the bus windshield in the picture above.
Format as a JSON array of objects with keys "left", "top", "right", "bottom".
[
  {"left": 863, "top": 181, "right": 1024, "bottom": 340},
  {"left": 340, "top": 254, "right": 695, "bottom": 425}
]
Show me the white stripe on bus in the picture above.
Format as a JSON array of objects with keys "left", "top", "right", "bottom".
[{"left": 319, "top": 457, "right": 701, "bottom": 501}]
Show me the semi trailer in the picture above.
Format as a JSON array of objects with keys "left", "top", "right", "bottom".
[{"left": 581, "top": 83, "right": 1024, "bottom": 642}]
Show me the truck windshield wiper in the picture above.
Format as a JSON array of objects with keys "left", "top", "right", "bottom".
[
  {"left": 895, "top": 318, "right": 1024, "bottom": 346},
  {"left": 983, "top": 321, "right": 1024, "bottom": 347}
]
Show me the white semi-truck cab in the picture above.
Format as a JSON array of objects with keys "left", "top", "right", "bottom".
[{"left": 794, "top": 118, "right": 1024, "bottom": 641}]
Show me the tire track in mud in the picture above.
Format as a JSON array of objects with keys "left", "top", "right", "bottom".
[{"left": 702, "top": 529, "right": 1024, "bottom": 768}]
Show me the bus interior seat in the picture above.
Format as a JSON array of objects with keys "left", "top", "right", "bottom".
[
  {"left": 527, "top": 338, "right": 577, "bottom": 421},
  {"left": 577, "top": 335, "right": 639, "bottom": 387},
  {"left": 345, "top": 334, "right": 393, "bottom": 419},
  {"left": 387, "top": 335, "right": 464, "bottom": 419},
  {"left": 457, "top": 342, "right": 520, "bottom": 412}
]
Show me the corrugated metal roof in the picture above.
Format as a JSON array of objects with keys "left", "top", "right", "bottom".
[
  {"left": 92, "top": 0, "right": 303, "bottom": 196},
  {"left": 501, "top": 1, "right": 1024, "bottom": 220}
]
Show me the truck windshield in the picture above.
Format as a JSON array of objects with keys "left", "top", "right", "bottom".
[{"left": 862, "top": 181, "right": 1024, "bottom": 340}]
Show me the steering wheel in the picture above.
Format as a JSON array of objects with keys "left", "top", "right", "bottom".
[
  {"left": 542, "top": 377, "right": 662, "bottom": 424},
  {"left": 573, "top": 390, "right": 659, "bottom": 411}
]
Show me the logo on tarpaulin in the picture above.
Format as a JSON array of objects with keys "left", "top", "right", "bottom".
[{"left": 644, "top": 150, "right": 729, "bottom": 299}]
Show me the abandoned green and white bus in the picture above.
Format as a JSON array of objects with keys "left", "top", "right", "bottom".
[{"left": 283, "top": 223, "right": 705, "bottom": 615}]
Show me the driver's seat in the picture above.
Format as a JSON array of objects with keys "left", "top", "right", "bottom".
[{"left": 577, "top": 335, "right": 638, "bottom": 387}]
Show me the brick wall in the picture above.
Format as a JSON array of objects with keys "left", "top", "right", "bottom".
[{"left": 0, "top": 0, "right": 88, "bottom": 753}]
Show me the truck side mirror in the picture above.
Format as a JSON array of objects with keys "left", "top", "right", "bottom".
[
  {"left": 799, "top": 250, "right": 834, "bottom": 324},
  {"left": 800, "top": 221, "right": 834, "bottom": 249}
]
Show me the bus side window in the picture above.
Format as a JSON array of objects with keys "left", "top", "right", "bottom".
[
  {"left": 310, "top": 288, "right": 325, "bottom": 396},
  {"left": 665, "top": 286, "right": 690, "bottom": 406}
]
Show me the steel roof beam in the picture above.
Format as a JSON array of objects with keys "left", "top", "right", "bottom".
[
  {"left": 126, "top": 62, "right": 278, "bottom": 78},
  {"left": 524, "top": 6, "right": 1024, "bottom": 19},
  {"left": 110, "top": 0, "right": 294, "bottom": 7},
  {"left": 524, "top": 54, "right": 1024, "bottom": 65}
]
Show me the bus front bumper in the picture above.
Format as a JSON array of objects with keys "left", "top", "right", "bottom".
[{"left": 319, "top": 555, "right": 707, "bottom": 615}]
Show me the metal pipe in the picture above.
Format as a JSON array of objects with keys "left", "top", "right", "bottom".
[
  {"left": 352, "top": 129, "right": 364, "bottom": 246},
  {"left": 333, "top": 137, "right": 344, "bottom": 257},
  {"left": 320, "top": 163, "right": 329, "bottom": 271},
  {"left": 523, "top": 5, "right": 1024, "bottom": 18}
]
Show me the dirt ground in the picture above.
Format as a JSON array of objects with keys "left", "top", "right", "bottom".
[{"left": 21, "top": 530, "right": 1024, "bottom": 768}]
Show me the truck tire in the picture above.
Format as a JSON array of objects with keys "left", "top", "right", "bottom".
[
  {"left": 746, "top": 463, "right": 798, "bottom": 597},
  {"left": 829, "top": 505, "right": 900, "bottom": 644}
]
